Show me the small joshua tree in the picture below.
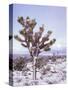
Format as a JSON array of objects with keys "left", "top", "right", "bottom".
[{"left": 14, "top": 16, "right": 56, "bottom": 81}]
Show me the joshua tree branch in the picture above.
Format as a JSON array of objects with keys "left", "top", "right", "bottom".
[
  {"left": 21, "top": 43, "right": 27, "bottom": 47},
  {"left": 39, "top": 39, "right": 56, "bottom": 49},
  {"left": 19, "top": 29, "right": 26, "bottom": 36},
  {"left": 17, "top": 16, "right": 24, "bottom": 26},
  {"left": 14, "top": 35, "right": 26, "bottom": 42},
  {"left": 40, "top": 30, "right": 52, "bottom": 44}
]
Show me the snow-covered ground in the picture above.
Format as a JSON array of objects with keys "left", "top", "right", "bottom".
[{"left": 10, "top": 57, "right": 66, "bottom": 86}]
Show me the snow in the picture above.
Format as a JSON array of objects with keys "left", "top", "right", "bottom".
[{"left": 10, "top": 57, "right": 66, "bottom": 86}]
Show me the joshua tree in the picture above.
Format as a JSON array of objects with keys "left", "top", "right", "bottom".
[{"left": 14, "top": 16, "right": 56, "bottom": 81}]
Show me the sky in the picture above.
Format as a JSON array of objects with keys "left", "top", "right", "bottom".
[{"left": 9, "top": 4, "right": 66, "bottom": 54}]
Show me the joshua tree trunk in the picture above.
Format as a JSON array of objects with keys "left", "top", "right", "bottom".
[{"left": 33, "top": 57, "right": 37, "bottom": 80}]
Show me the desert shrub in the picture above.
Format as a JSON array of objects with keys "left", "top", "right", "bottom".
[
  {"left": 35, "top": 57, "right": 47, "bottom": 69},
  {"left": 13, "top": 57, "right": 26, "bottom": 71}
]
